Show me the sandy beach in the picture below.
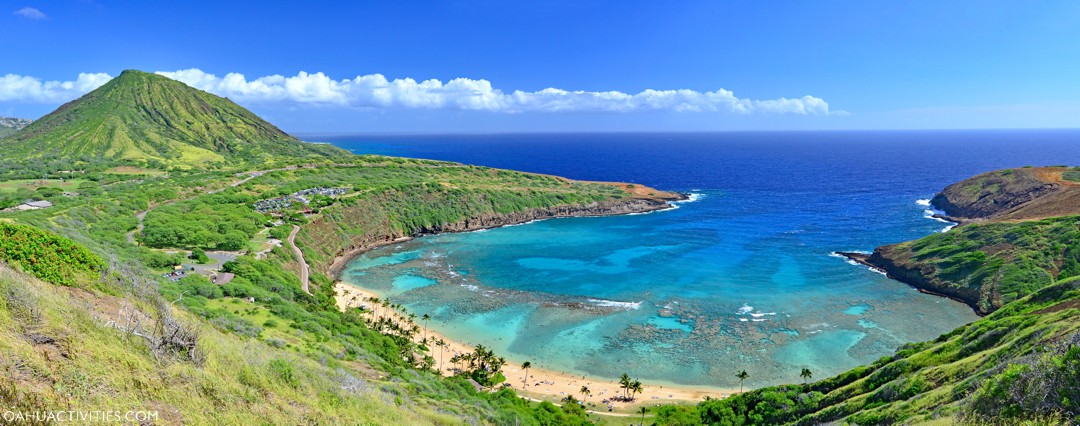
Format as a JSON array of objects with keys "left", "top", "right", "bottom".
[{"left": 334, "top": 282, "right": 736, "bottom": 413}]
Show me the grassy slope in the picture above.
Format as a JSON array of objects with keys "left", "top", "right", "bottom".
[
  {"left": 931, "top": 167, "right": 1080, "bottom": 222},
  {"left": 286, "top": 163, "right": 660, "bottom": 273},
  {"left": 0, "top": 198, "right": 599, "bottom": 425},
  {"left": 0, "top": 159, "right": 645, "bottom": 425},
  {"left": 872, "top": 216, "right": 1080, "bottom": 314},
  {"left": 0, "top": 263, "right": 481, "bottom": 425},
  {"left": 1, "top": 70, "right": 344, "bottom": 169}
]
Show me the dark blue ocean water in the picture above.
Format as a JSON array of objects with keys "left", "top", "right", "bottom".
[{"left": 317, "top": 130, "right": 1080, "bottom": 388}]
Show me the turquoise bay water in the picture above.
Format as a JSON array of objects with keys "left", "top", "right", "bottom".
[
  {"left": 330, "top": 131, "right": 1080, "bottom": 388},
  {"left": 341, "top": 192, "right": 978, "bottom": 388}
]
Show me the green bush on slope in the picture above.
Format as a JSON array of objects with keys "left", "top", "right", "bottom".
[
  {"left": 0, "top": 222, "right": 105, "bottom": 286},
  {"left": 882, "top": 215, "right": 1080, "bottom": 312}
]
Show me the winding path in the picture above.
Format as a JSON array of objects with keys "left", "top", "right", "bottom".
[
  {"left": 287, "top": 225, "right": 311, "bottom": 294},
  {"left": 125, "top": 210, "right": 148, "bottom": 245}
]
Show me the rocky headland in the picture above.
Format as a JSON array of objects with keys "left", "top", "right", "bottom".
[{"left": 840, "top": 166, "right": 1080, "bottom": 315}]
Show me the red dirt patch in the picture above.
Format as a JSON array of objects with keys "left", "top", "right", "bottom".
[{"left": 1033, "top": 299, "right": 1080, "bottom": 315}]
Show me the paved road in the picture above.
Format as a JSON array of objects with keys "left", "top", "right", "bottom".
[{"left": 287, "top": 225, "right": 311, "bottom": 294}]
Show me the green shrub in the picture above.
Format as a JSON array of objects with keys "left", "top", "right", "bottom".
[{"left": 0, "top": 222, "right": 104, "bottom": 286}]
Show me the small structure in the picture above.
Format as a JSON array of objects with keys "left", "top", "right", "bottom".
[
  {"left": 15, "top": 200, "right": 53, "bottom": 211},
  {"left": 211, "top": 272, "right": 235, "bottom": 285}
]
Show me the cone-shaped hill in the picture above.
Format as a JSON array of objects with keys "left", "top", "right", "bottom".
[{"left": 2, "top": 69, "right": 345, "bottom": 168}]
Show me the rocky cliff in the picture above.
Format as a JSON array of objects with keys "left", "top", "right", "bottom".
[
  {"left": 930, "top": 167, "right": 1080, "bottom": 221},
  {"left": 839, "top": 249, "right": 994, "bottom": 315},
  {"left": 298, "top": 191, "right": 684, "bottom": 279},
  {"left": 841, "top": 168, "right": 1080, "bottom": 315}
]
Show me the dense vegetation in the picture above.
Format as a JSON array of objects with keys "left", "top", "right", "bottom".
[
  {"left": 0, "top": 222, "right": 104, "bottom": 286},
  {"left": 141, "top": 193, "right": 265, "bottom": 250},
  {"left": 0, "top": 153, "right": 631, "bottom": 424},
  {"left": 0, "top": 70, "right": 345, "bottom": 169},
  {"left": 876, "top": 215, "right": 1080, "bottom": 313}
]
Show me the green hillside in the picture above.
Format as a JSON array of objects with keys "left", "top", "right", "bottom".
[
  {"left": 1, "top": 70, "right": 343, "bottom": 169},
  {"left": 864, "top": 216, "right": 1080, "bottom": 314},
  {"left": 0, "top": 227, "right": 551, "bottom": 425}
]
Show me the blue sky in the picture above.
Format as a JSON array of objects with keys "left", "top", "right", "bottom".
[{"left": 2, "top": 1, "right": 1079, "bottom": 132}]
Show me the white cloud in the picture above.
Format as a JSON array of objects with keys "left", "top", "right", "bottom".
[
  {"left": 0, "top": 73, "right": 111, "bottom": 102},
  {"left": 157, "top": 69, "right": 836, "bottom": 115},
  {"left": 0, "top": 68, "right": 837, "bottom": 115},
  {"left": 14, "top": 7, "right": 47, "bottom": 20}
]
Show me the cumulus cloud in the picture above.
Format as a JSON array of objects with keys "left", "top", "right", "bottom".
[
  {"left": 0, "top": 68, "right": 837, "bottom": 115},
  {"left": 0, "top": 73, "right": 111, "bottom": 102},
  {"left": 14, "top": 7, "right": 47, "bottom": 20},
  {"left": 158, "top": 69, "right": 835, "bottom": 115}
]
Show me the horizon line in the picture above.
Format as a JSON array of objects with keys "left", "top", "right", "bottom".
[{"left": 295, "top": 127, "right": 1080, "bottom": 138}]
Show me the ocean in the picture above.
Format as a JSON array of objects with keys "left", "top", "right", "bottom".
[{"left": 310, "top": 130, "right": 1080, "bottom": 388}]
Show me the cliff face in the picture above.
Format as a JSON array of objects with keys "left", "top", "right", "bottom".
[
  {"left": 838, "top": 167, "right": 1080, "bottom": 316},
  {"left": 842, "top": 210, "right": 1080, "bottom": 316},
  {"left": 841, "top": 248, "right": 995, "bottom": 315},
  {"left": 418, "top": 198, "right": 671, "bottom": 233},
  {"left": 930, "top": 167, "right": 1080, "bottom": 221},
  {"left": 297, "top": 191, "right": 683, "bottom": 279}
]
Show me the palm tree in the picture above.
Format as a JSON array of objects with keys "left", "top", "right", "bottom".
[
  {"left": 579, "top": 386, "right": 591, "bottom": 403},
  {"left": 800, "top": 368, "right": 813, "bottom": 385},
  {"left": 638, "top": 406, "right": 648, "bottom": 426},
  {"left": 736, "top": 370, "right": 750, "bottom": 393},
  {"left": 619, "top": 373, "right": 632, "bottom": 399},
  {"left": 521, "top": 361, "right": 532, "bottom": 387},
  {"left": 631, "top": 380, "right": 643, "bottom": 400},
  {"left": 421, "top": 313, "right": 431, "bottom": 340}
]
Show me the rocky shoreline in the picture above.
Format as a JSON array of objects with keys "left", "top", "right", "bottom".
[
  {"left": 836, "top": 251, "right": 988, "bottom": 316},
  {"left": 327, "top": 194, "right": 687, "bottom": 279}
]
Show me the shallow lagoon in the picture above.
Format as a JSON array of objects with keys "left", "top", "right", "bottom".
[
  {"left": 342, "top": 191, "right": 979, "bottom": 388},
  {"left": 333, "top": 131, "right": 1080, "bottom": 388}
]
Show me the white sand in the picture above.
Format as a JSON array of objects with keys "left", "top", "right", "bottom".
[{"left": 334, "top": 282, "right": 737, "bottom": 412}]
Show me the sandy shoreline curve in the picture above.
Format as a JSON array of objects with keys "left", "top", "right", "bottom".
[{"left": 333, "top": 282, "right": 737, "bottom": 412}]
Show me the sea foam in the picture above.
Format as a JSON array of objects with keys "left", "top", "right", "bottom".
[
  {"left": 588, "top": 298, "right": 642, "bottom": 310},
  {"left": 917, "top": 198, "right": 957, "bottom": 232},
  {"left": 829, "top": 251, "right": 867, "bottom": 266}
]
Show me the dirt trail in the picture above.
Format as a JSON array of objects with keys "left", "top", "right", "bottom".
[
  {"left": 125, "top": 210, "right": 149, "bottom": 245},
  {"left": 288, "top": 225, "right": 311, "bottom": 294}
]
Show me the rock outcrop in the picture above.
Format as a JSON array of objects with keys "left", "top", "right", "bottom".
[
  {"left": 312, "top": 192, "right": 685, "bottom": 279},
  {"left": 418, "top": 198, "right": 673, "bottom": 234},
  {"left": 930, "top": 167, "right": 1080, "bottom": 221},
  {"left": 840, "top": 166, "right": 1080, "bottom": 316},
  {"left": 838, "top": 250, "right": 993, "bottom": 315}
]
